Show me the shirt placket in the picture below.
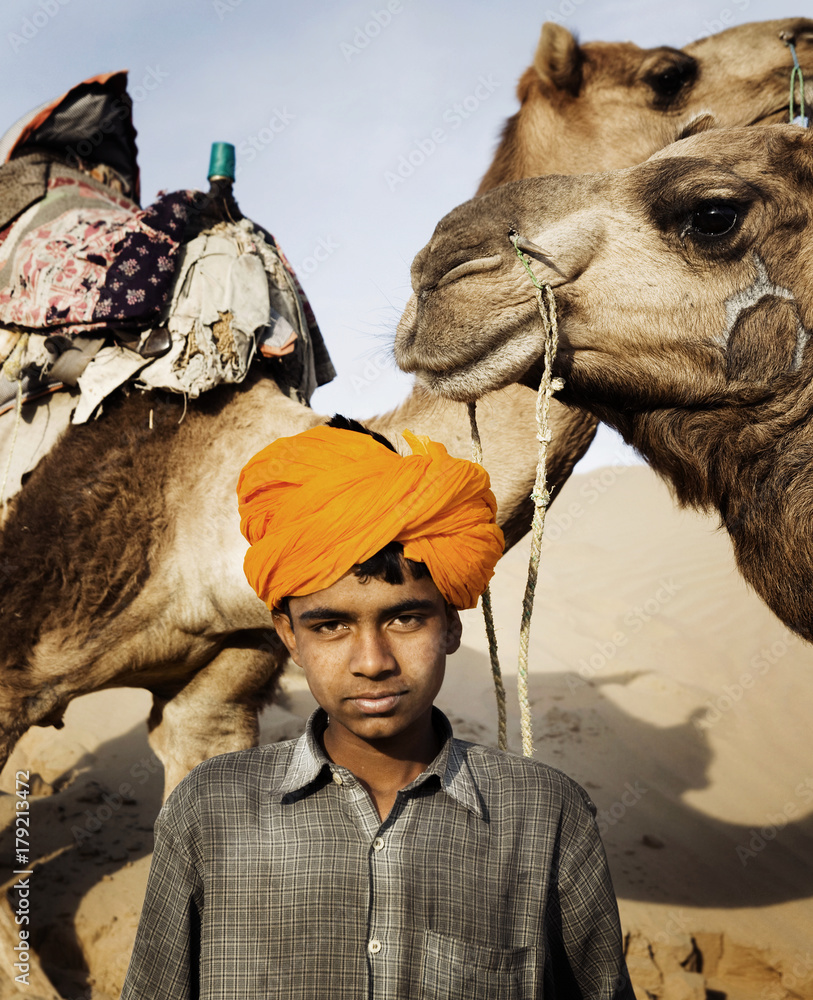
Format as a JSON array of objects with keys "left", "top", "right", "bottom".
[
  {"left": 365, "top": 796, "right": 407, "bottom": 1000},
  {"left": 328, "top": 765, "right": 399, "bottom": 999}
]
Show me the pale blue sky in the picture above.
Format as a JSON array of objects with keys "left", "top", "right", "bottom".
[{"left": 1, "top": 0, "right": 796, "bottom": 468}]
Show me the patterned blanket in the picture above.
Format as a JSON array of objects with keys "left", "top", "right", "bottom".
[{"left": 0, "top": 166, "right": 190, "bottom": 332}]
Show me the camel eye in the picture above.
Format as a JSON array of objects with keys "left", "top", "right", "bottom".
[
  {"left": 645, "top": 55, "right": 697, "bottom": 105},
  {"left": 651, "top": 66, "right": 685, "bottom": 99},
  {"left": 688, "top": 202, "right": 739, "bottom": 237}
]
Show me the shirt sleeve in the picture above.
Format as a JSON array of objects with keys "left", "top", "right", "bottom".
[
  {"left": 120, "top": 805, "right": 203, "bottom": 1000},
  {"left": 545, "top": 797, "right": 637, "bottom": 1000}
]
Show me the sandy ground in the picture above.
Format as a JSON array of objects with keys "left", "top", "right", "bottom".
[{"left": 1, "top": 464, "right": 811, "bottom": 1000}]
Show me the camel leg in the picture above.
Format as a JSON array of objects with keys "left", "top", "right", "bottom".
[{"left": 147, "top": 637, "right": 287, "bottom": 799}]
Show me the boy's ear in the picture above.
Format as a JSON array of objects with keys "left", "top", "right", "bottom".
[
  {"left": 446, "top": 607, "right": 462, "bottom": 656},
  {"left": 273, "top": 610, "right": 303, "bottom": 666}
]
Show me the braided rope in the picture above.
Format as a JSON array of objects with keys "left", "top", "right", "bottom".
[
  {"left": 468, "top": 403, "right": 508, "bottom": 751},
  {"left": 468, "top": 236, "right": 562, "bottom": 757}
]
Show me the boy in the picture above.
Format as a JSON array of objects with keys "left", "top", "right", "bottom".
[{"left": 121, "top": 419, "right": 635, "bottom": 999}]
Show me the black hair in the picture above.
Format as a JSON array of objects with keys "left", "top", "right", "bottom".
[
  {"left": 276, "top": 415, "right": 430, "bottom": 617},
  {"left": 354, "top": 539, "right": 430, "bottom": 585},
  {"left": 326, "top": 413, "right": 396, "bottom": 453}
]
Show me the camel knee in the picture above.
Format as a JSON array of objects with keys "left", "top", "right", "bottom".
[
  {"left": 146, "top": 644, "right": 285, "bottom": 797},
  {"left": 149, "top": 694, "right": 261, "bottom": 798},
  {"left": 0, "top": 697, "right": 38, "bottom": 787}
]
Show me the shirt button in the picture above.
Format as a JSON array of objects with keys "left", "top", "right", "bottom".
[
  {"left": 368, "top": 939, "right": 382, "bottom": 955},
  {"left": 332, "top": 772, "right": 343, "bottom": 786},
  {"left": 373, "top": 837, "right": 385, "bottom": 852}
]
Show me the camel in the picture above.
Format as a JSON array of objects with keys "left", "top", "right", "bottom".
[
  {"left": 1, "top": 377, "right": 597, "bottom": 1000},
  {"left": 3, "top": 18, "right": 808, "bottom": 802},
  {"left": 477, "top": 14, "right": 813, "bottom": 475},
  {"left": 479, "top": 16, "right": 813, "bottom": 187},
  {"left": 395, "top": 121, "right": 813, "bottom": 640}
]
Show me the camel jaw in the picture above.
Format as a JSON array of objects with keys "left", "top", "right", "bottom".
[
  {"left": 403, "top": 325, "right": 549, "bottom": 402},
  {"left": 395, "top": 289, "right": 551, "bottom": 402}
]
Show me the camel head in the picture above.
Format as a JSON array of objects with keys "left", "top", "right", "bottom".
[
  {"left": 478, "top": 17, "right": 813, "bottom": 188},
  {"left": 396, "top": 123, "right": 813, "bottom": 413},
  {"left": 398, "top": 123, "right": 813, "bottom": 638}
]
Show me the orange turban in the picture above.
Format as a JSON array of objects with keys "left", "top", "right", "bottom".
[{"left": 237, "top": 425, "right": 504, "bottom": 611}]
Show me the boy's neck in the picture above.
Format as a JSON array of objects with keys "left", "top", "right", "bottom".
[{"left": 321, "top": 709, "right": 441, "bottom": 821}]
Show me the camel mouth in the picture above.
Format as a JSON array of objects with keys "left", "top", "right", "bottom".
[
  {"left": 396, "top": 258, "right": 568, "bottom": 401},
  {"left": 748, "top": 106, "right": 794, "bottom": 127},
  {"left": 407, "top": 320, "right": 549, "bottom": 402},
  {"left": 747, "top": 83, "right": 813, "bottom": 126}
]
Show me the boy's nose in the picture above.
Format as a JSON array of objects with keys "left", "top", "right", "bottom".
[{"left": 351, "top": 629, "right": 397, "bottom": 677}]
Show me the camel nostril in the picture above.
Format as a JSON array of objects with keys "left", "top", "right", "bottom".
[
  {"left": 436, "top": 254, "right": 503, "bottom": 289},
  {"left": 510, "top": 233, "right": 567, "bottom": 278}
]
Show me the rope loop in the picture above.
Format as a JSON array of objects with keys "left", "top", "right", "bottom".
[{"left": 786, "top": 40, "right": 809, "bottom": 127}]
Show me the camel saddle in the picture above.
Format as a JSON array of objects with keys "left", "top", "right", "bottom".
[{"left": 0, "top": 72, "right": 335, "bottom": 500}]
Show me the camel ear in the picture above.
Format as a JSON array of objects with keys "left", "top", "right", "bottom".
[
  {"left": 675, "top": 112, "right": 718, "bottom": 141},
  {"left": 534, "top": 22, "right": 583, "bottom": 96}
]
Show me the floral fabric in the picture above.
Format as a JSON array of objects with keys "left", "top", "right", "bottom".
[{"left": 0, "top": 175, "right": 191, "bottom": 332}]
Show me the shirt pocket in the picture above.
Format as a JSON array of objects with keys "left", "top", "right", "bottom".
[{"left": 419, "top": 929, "right": 537, "bottom": 1000}]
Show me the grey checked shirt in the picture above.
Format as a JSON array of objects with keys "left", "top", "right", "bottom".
[{"left": 121, "top": 709, "right": 635, "bottom": 1000}]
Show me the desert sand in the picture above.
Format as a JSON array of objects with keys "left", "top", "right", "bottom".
[{"left": 1, "top": 464, "right": 811, "bottom": 1000}]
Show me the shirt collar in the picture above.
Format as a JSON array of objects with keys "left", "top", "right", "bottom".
[{"left": 276, "top": 707, "right": 485, "bottom": 819}]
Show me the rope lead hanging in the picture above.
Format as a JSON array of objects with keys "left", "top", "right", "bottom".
[
  {"left": 468, "top": 233, "right": 563, "bottom": 758},
  {"left": 469, "top": 403, "right": 508, "bottom": 752},
  {"left": 511, "top": 233, "right": 563, "bottom": 759}
]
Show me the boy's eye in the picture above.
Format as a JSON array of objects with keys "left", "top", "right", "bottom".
[
  {"left": 392, "top": 614, "right": 423, "bottom": 627},
  {"left": 313, "top": 621, "right": 348, "bottom": 634}
]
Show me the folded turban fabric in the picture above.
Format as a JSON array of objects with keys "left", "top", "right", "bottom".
[{"left": 237, "top": 425, "right": 505, "bottom": 611}]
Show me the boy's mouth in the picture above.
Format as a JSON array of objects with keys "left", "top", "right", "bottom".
[{"left": 350, "top": 692, "right": 405, "bottom": 714}]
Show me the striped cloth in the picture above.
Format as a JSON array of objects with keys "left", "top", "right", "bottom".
[{"left": 121, "top": 709, "right": 635, "bottom": 1000}]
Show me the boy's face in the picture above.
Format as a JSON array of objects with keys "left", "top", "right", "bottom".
[{"left": 273, "top": 566, "right": 462, "bottom": 748}]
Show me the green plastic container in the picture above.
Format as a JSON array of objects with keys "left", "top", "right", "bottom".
[{"left": 208, "top": 141, "right": 236, "bottom": 182}]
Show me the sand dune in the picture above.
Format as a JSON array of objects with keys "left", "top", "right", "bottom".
[{"left": 1, "top": 465, "right": 811, "bottom": 999}]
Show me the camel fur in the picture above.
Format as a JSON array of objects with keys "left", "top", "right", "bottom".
[
  {"left": 396, "top": 123, "right": 813, "bottom": 639},
  {"left": 0, "top": 375, "right": 586, "bottom": 795}
]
